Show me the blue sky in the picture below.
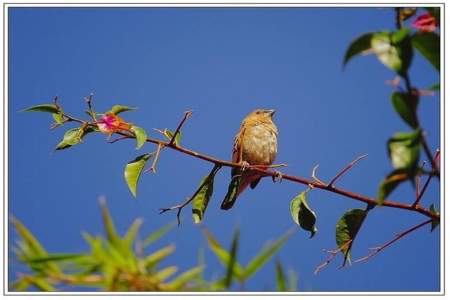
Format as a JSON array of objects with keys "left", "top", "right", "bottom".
[{"left": 8, "top": 7, "right": 440, "bottom": 292}]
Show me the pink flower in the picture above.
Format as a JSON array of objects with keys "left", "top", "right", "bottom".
[
  {"left": 97, "top": 113, "right": 131, "bottom": 134},
  {"left": 412, "top": 13, "right": 436, "bottom": 32}
]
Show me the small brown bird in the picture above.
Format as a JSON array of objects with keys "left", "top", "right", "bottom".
[{"left": 221, "top": 109, "right": 278, "bottom": 210}]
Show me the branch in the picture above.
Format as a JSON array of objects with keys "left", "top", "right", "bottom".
[
  {"left": 328, "top": 154, "right": 368, "bottom": 187},
  {"left": 412, "top": 150, "right": 440, "bottom": 207},
  {"left": 159, "top": 164, "right": 221, "bottom": 226},
  {"left": 314, "top": 240, "right": 353, "bottom": 275},
  {"left": 169, "top": 110, "right": 192, "bottom": 145},
  {"left": 354, "top": 219, "right": 432, "bottom": 264},
  {"left": 60, "top": 111, "right": 438, "bottom": 221}
]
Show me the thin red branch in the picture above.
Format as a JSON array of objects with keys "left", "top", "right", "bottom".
[
  {"left": 169, "top": 110, "right": 192, "bottom": 145},
  {"left": 61, "top": 113, "right": 439, "bottom": 221},
  {"left": 412, "top": 150, "right": 440, "bottom": 207},
  {"left": 328, "top": 154, "right": 368, "bottom": 187},
  {"left": 314, "top": 240, "right": 353, "bottom": 275},
  {"left": 354, "top": 219, "right": 432, "bottom": 264}
]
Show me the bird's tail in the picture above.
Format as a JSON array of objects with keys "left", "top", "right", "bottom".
[{"left": 220, "top": 174, "right": 257, "bottom": 210}]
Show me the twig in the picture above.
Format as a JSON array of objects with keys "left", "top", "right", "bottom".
[
  {"left": 328, "top": 154, "right": 368, "bottom": 187},
  {"left": 314, "top": 240, "right": 353, "bottom": 275},
  {"left": 148, "top": 143, "right": 163, "bottom": 173},
  {"left": 354, "top": 219, "right": 432, "bottom": 264},
  {"left": 84, "top": 93, "right": 96, "bottom": 122},
  {"left": 311, "top": 164, "right": 326, "bottom": 185},
  {"left": 169, "top": 110, "right": 192, "bottom": 145},
  {"left": 159, "top": 164, "right": 221, "bottom": 225},
  {"left": 412, "top": 150, "right": 440, "bottom": 207},
  {"left": 420, "top": 132, "right": 439, "bottom": 177}
]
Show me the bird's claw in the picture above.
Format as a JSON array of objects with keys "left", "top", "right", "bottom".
[
  {"left": 272, "top": 171, "right": 283, "bottom": 183},
  {"left": 240, "top": 161, "right": 250, "bottom": 172}
]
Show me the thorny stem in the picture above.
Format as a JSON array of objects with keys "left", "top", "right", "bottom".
[
  {"left": 328, "top": 154, "right": 368, "bottom": 187},
  {"left": 169, "top": 110, "right": 192, "bottom": 145},
  {"left": 148, "top": 143, "right": 163, "bottom": 173},
  {"left": 412, "top": 150, "right": 440, "bottom": 207},
  {"left": 354, "top": 219, "right": 432, "bottom": 264},
  {"left": 159, "top": 164, "right": 222, "bottom": 226},
  {"left": 314, "top": 240, "right": 353, "bottom": 275},
  {"left": 60, "top": 112, "right": 439, "bottom": 221}
]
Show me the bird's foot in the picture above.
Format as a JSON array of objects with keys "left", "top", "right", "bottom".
[
  {"left": 240, "top": 161, "right": 250, "bottom": 172},
  {"left": 272, "top": 170, "right": 283, "bottom": 183}
]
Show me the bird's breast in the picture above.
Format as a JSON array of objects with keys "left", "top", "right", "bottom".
[{"left": 241, "top": 124, "right": 277, "bottom": 165}]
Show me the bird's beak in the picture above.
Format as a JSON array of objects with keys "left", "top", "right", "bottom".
[{"left": 267, "top": 109, "right": 275, "bottom": 117}]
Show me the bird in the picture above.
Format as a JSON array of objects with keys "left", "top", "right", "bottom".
[{"left": 220, "top": 109, "right": 278, "bottom": 210}]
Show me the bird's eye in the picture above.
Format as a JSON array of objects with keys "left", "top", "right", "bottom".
[{"left": 256, "top": 111, "right": 261, "bottom": 114}]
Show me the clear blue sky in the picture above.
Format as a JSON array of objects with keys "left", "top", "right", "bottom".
[{"left": 8, "top": 7, "right": 440, "bottom": 292}]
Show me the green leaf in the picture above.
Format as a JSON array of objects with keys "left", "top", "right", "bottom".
[
  {"left": 275, "top": 259, "right": 287, "bottom": 292},
  {"left": 52, "top": 112, "right": 64, "bottom": 125},
  {"left": 371, "top": 29, "right": 413, "bottom": 75},
  {"left": 144, "top": 244, "right": 175, "bottom": 268},
  {"left": 412, "top": 32, "right": 440, "bottom": 71},
  {"left": 192, "top": 176, "right": 215, "bottom": 224},
  {"left": 29, "top": 253, "right": 83, "bottom": 263},
  {"left": 165, "top": 266, "right": 204, "bottom": 289},
  {"left": 387, "top": 129, "right": 421, "bottom": 171},
  {"left": 289, "top": 190, "right": 317, "bottom": 237},
  {"left": 22, "top": 104, "right": 59, "bottom": 114},
  {"left": 336, "top": 209, "right": 368, "bottom": 261},
  {"left": 220, "top": 175, "right": 241, "bottom": 210},
  {"left": 391, "top": 92, "right": 419, "bottom": 128},
  {"left": 343, "top": 32, "right": 374, "bottom": 67},
  {"left": 377, "top": 169, "right": 409, "bottom": 204},
  {"left": 99, "top": 198, "right": 120, "bottom": 246},
  {"left": 27, "top": 276, "right": 56, "bottom": 291},
  {"left": 11, "top": 277, "right": 31, "bottom": 291},
  {"left": 124, "top": 153, "right": 152, "bottom": 197},
  {"left": 143, "top": 221, "right": 176, "bottom": 247},
  {"left": 55, "top": 127, "right": 85, "bottom": 150},
  {"left": 154, "top": 266, "right": 178, "bottom": 282},
  {"left": 287, "top": 269, "right": 298, "bottom": 292},
  {"left": 165, "top": 129, "right": 181, "bottom": 146},
  {"left": 430, "top": 204, "right": 440, "bottom": 232},
  {"left": 243, "top": 229, "right": 293, "bottom": 279},
  {"left": 11, "top": 217, "right": 47, "bottom": 257},
  {"left": 108, "top": 105, "right": 137, "bottom": 115},
  {"left": 130, "top": 126, "right": 147, "bottom": 150},
  {"left": 123, "top": 218, "right": 143, "bottom": 247},
  {"left": 202, "top": 229, "right": 245, "bottom": 280},
  {"left": 224, "top": 229, "right": 239, "bottom": 288}
]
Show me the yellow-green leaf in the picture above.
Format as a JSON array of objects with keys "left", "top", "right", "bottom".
[
  {"left": 377, "top": 169, "right": 409, "bottom": 204},
  {"left": 387, "top": 130, "right": 421, "bottom": 171},
  {"left": 22, "top": 104, "right": 59, "bottom": 114},
  {"left": 336, "top": 209, "right": 367, "bottom": 262},
  {"left": 391, "top": 92, "right": 419, "bottom": 129},
  {"left": 124, "top": 153, "right": 152, "bottom": 197},
  {"left": 55, "top": 127, "right": 85, "bottom": 150},
  {"left": 108, "top": 105, "right": 136, "bottom": 115},
  {"left": 130, "top": 126, "right": 147, "bottom": 150}
]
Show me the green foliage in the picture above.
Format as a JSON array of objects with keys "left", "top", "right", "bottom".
[
  {"left": 377, "top": 169, "right": 409, "bottom": 204},
  {"left": 387, "top": 130, "right": 421, "bottom": 171},
  {"left": 371, "top": 29, "right": 412, "bottom": 75},
  {"left": 335, "top": 209, "right": 368, "bottom": 262},
  {"left": 108, "top": 105, "right": 137, "bottom": 115},
  {"left": 429, "top": 204, "right": 440, "bottom": 232},
  {"left": 202, "top": 228, "right": 293, "bottom": 290},
  {"left": 11, "top": 200, "right": 294, "bottom": 292},
  {"left": 412, "top": 32, "right": 440, "bottom": 71},
  {"left": 343, "top": 32, "right": 374, "bottom": 67},
  {"left": 289, "top": 189, "right": 317, "bottom": 238},
  {"left": 130, "top": 125, "right": 147, "bottom": 150},
  {"left": 22, "top": 104, "right": 60, "bottom": 114},
  {"left": 191, "top": 165, "right": 220, "bottom": 224},
  {"left": 55, "top": 127, "right": 86, "bottom": 150},
  {"left": 391, "top": 92, "right": 419, "bottom": 129},
  {"left": 124, "top": 153, "right": 152, "bottom": 197}
]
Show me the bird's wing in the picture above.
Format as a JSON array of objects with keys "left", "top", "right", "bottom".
[{"left": 231, "top": 126, "right": 245, "bottom": 177}]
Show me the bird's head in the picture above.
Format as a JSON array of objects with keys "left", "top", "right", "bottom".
[{"left": 245, "top": 109, "right": 276, "bottom": 123}]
